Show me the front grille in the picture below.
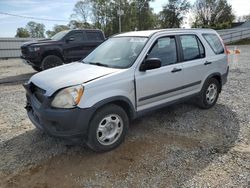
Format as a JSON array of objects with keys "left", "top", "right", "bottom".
[
  {"left": 30, "top": 83, "right": 46, "bottom": 103},
  {"left": 21, "top": 46, "right": 28, "bottom": 55}
]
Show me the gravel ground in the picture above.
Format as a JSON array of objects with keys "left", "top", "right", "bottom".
[{"left": 0, "top": 46, "right": 249, "bottom": 187}]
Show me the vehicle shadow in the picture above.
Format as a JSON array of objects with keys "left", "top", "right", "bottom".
[
  {"left": 0, "top": 102, "right": 240, "bottom": 187},
  {"left": 0, "top": 73, "right": 35, "bottom": 85}
]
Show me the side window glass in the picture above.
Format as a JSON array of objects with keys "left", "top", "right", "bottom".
[
  {"left": 202, "top": 34, "right": 224, "bottom": 54},
  {"left": 147, "top": 36, "right": 177, "bottom": 66},
  {"left": 180, "top": 35, "right": 202, "bottom": 61},
  {"left": 67, "top": 32, "right": 84, "bottom": 42},
  {"left": 197, "top": 38, "right": 205, "bottom": 58},
  {"left": 86, "top": 32, "right": 102, "bottom": 41}
]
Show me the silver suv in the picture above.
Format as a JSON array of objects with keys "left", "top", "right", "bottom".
[{"left": 24, "top": 29, "right": 229, "bottom": 152}]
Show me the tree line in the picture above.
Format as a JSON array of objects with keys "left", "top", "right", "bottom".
[{"left": 15, "top": 0, "right": 247, "bottom": 38}]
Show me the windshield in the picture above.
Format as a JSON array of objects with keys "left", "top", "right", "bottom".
[
  {"left": 51, "top": 30, "right": 69, "bottom": 40},
  {"left": 83, "top": 37, "right": 148, "bottom": 68}
]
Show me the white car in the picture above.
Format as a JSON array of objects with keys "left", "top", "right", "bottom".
[{"left": 24, "top": 29, "right": 229, "bottom": 152}]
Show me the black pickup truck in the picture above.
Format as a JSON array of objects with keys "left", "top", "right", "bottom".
[{"left": 20, "top": 29, "right": 105, "bottom": 71}]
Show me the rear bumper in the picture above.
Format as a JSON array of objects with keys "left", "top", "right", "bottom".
[
  {"left": 222, "top": 66, "right": 229, "bottom": 85},
  {"left": 24, "top": 83, "right": 95, "bottom": 141}
]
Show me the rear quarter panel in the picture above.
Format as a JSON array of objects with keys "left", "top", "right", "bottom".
[{"left": 197, "top": 31, "right": 228, "bottom": 90}]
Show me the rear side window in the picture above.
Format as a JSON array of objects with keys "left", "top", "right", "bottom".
[
  {"left": 202, "top": 33, "right": 224, "bottom": 54},
  {"left": 147, "top": 36, "right": 177, "bottom": 66},
  {"left": 86, "top": 31, "right": 103, "bottom": 41},
  {"left": 179, "top": 35, "right": 205, "bottom": 61}
]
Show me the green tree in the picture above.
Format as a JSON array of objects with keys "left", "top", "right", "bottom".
[
  {"left": 71, "top": 0, "right": 157, "bottom": 36},
  {"left": 243, "top": 14, "right": 250, "bottom": 21},
  {"left": 46, "top": 25, "right": 70, "bottom": 38},
  {"left": 71, "top": 0, "right": 92, "bottom": 23},
  {"left": 68, "top": 20, "right": 93, "bottom": 29},
  {"left": 158, "top": 0, "right": 191, "bottom": 28},
  {"left": 26, "top": 21, "right": 45, "bottom": 38},
  {"left": 15, "top": 27, "right": 30, "bottom": 38},
  {"left": 134, "top": 0, "right": 156, "bottom": 30},
  {"left": 192, "top": 0, "right": 235, "bottom": 29},
  {"left": 72, "top": 0, "right": 116, "bottom": 35}
]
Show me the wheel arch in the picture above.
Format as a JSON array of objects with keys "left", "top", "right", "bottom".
[
  {"left": 204, "top": 72, "right": 222, "bottom": 92},
  {"left": 42, "top": 50, "right": 64, "bottom": 62},
  {"left": 91, "top": 96, "right": 137, "bottom": 121}
]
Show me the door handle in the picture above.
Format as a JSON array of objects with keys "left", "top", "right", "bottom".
[
  {"left": 204, "top": 61, "right": 212, "bottom": 65},
  {"left": 171, "top": 68, "right": 182, "bottom": 73}
]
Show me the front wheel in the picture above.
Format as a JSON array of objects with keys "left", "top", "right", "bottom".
[
  {"left": 197, "top": 78, "right": 220, "bottom": 109},
  {"left": 32, "top": 66, "right": 42, "bottom": 72},
  {"left": 41, "top": 55, "right": 63, "bottom": 70},
  {"left": 87, "top": 104, "right": 129, "bottom": 152}
]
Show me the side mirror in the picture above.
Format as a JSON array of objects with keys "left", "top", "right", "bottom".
[
  {"left": 139, "top": 58, "right": 161, "bottom": 71},
  {"left": 66, "top": 37, "right": 75, "bottom": 42}
]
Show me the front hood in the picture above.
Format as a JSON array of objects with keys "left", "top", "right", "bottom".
[
  {"left": 22, "top": 39, "right": 59, "bottom": 47},
  {"left": 29, "top": 62, "right": 120, "bottom": 96}
]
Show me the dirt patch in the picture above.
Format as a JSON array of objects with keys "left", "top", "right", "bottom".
[{"left": 0, "top": 49, "right": 250, "bottom": 188}]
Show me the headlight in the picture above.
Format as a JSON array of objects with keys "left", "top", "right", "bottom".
[
  {"left": 29, "top": 46, "right": 40, "bottom": 52},
  {"left": 51, "top": 85, "right": 84, "bottom": 108}
]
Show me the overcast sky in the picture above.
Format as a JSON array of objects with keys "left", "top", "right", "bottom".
[{"left": 0, "top": 0, "right": 249, "bottom": 37}]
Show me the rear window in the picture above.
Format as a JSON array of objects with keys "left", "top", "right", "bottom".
[
  {"left": 179, "top": 35, "right": 205, "bottom": 61},
  {"left": 86, "top": 31, "right": 103, "bottom": 41},
  {"left": 202, "top": 33, "right": 224, "bottom": 54}
]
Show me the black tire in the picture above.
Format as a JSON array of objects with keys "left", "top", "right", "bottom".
[
  {"left": 32, "top": 66, "right": 42, "bottom": 72},
  {"left": 197, "top": 78, "right": 220, "bottom": 109},
  {"left": 41, "top": 55, "right": 63, "bottom": 70},
  {"left": 87, "top": 104, "right": 129, "bottom": 152}
]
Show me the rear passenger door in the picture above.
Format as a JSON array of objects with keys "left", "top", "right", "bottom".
[
  {"left": 176, "top": 34, "right": 207, "bottom": 93},
  {"left": 83, "top": 31, "right": 104, "bottom": 58}
]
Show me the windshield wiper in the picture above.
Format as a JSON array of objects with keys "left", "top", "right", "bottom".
[{"left": 89, "top": 62, "right": 109, "bottom": 67}]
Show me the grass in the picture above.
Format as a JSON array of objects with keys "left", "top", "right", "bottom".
[{"left": 228, "top": 38, "right": 250, "bottom": 45}]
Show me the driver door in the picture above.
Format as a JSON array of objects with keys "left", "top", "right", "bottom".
[
  {"left": 63, "top": 31, "right": 85, "bottom": 63},
  {"left": 135, "top": 36, "right": 186, "bottom": 111}
]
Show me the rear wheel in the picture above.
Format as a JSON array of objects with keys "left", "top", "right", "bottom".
[
  {"left": 197, "top": 78, "right": 220, "bottom": 109},
  {"left": 41, "top": 55, "right": 63, "bottom": 70},
  {"left": 32, "top": 66, "right": 42, "bottom": 72},
  {"left": 87, "top": 104, "right": 129, "bottom": 152}
]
